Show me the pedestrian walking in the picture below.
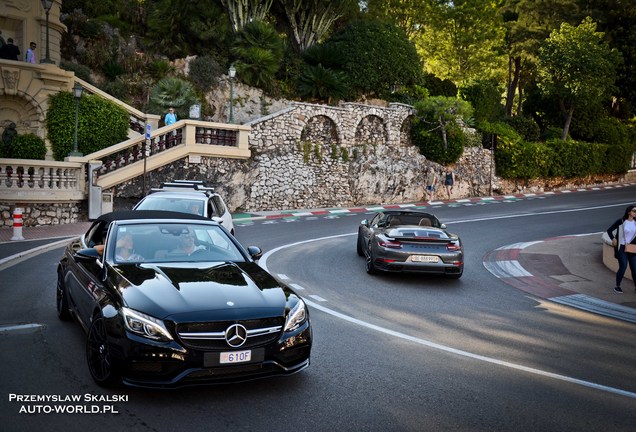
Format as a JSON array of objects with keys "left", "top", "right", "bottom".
[
  {"left": 443, "top": 167, "right": 455, "bottom": 199},
  {"left": 25, "top": 42, "right": 36, "bottom": 64},
  {"left": 424, "top": 166, "right": 438, "bottom": 201},
  {"left": 0, "top": 38, "right": 21, "bottom": 60},
  {"left": 606, "top": 204, "right": 636, "bottom": 293}
]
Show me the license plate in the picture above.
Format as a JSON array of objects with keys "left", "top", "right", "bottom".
[
  {"left": 411, "top": 255, "right": 439, "bottom": 263},
  {"left": 220, "top": 350, "right": 252, "bottom": 364}
]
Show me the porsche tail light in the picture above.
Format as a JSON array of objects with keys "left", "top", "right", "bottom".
[
  {"left": 379, "top": 241, "right": 402, "bottom": 249},
  {"left": 447, "top": 241, "right": 461, "bottom": 252}
]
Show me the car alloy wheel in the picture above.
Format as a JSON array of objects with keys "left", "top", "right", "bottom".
[
  {"left": 56, "top": 271, "right": 72, "bottom": 321},
  {"left": 86, "top": 316, "right": 120, "bottom": 387}
]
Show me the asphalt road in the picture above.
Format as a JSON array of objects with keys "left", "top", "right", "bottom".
[{"left": 1, "top": 186, "right": 635, "bottom": 431}]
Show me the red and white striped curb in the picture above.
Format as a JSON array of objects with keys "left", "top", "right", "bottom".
[
  {"left": 250, "top": 182, "right": 636, "bottom": 220},
  {"left": 483, "top": 235, "right": 636, "bottom": 323}
]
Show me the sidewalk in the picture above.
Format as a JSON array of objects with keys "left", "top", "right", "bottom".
[{"left": 1, "top": 196, "right": 635, "bottom": 322}]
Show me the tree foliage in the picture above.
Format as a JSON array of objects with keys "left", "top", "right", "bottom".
[
  {"left": 362, "top": 0, "right": 434, "bottom": 39},
  {"left": 145, "top": 0, "right": 231, "bottom": 59},
  {"left": 411, "top": 97, "right": 473, "bottom": 164},
  {"left": 324, "top": 21, "right": 423, "bottom": 100},
  {"left": 231, "top": 20, "right": 285, "bottom": 90},
  {"left": 416, "top": 0, "right": 507, "bottom": 86},
  {"left": 277, "top": 0, "right": 358, "bottom": 52},
  {"left": 147, "top": 78, "right": 199, "bottom": 120},
  {"left": 537, "top": 17, "right": 622, "bottom": 139},
  {"left": 222, "top": 0, "right": 274, "bottom": 33}
]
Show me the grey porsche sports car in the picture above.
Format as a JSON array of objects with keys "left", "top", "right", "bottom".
[{"left": 356, "top": 209, "right": 463, "bottom": 278}]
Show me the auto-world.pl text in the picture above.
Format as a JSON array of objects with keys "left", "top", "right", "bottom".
[{"left": 9, "top": 393, "right": 127, "bottom": 414}]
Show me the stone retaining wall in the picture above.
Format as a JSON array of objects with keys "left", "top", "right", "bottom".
[{"left": 0, "top": 99, "right": 627, "bottom": 227}]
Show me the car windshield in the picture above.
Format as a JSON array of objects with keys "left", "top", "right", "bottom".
[
  {"left": 136, "top": 197, "right": 205, "bottom": 216},
  {"left": 112, "top": 223, "right": 244, "bottom": 264}
]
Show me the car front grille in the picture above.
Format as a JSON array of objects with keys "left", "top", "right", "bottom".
[{"left": 175, "top": 317, "right": 284, "bottom": 350}]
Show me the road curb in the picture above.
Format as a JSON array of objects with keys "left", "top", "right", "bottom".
[{"left": 483, "top": 234, "right": 636, "bottom": 323}]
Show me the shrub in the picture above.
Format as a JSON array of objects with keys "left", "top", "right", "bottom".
[
  {"left": 423, "top": 73, "right": 456, "bottom": 97},
  {"left": 147, "top": 77, "right": 199, "bottom": 119},
  {"left": 503, "top": 116, "right": 541, "bottom": 142},
  {"left": 189, "top": 55, "right": 223, "bottom": 92},
  {"left": 297, "top": 65, "right": 348, "bottom": 103},
  {"left": 460, "top": 80, "right": 504, "bottom": 124},
  {"left": 6, "top": 134, "right": 47, "bottom": 160},
  {"left": 324, "top": 21, "right": 423, "bottom": 100},
  {"left": 495, "top": 140, "right": 553, "bottom": 179},
  {"left": 46, "top": 91, "right": 129, "bottom": 160},
  {"left": 231, "top": 20, "right": 284, "bottom": 91},
  {"left": 60, "top": 61, "right": 94, "bottom": 84},
  {"left": 411, "top": 121, "right": 465, "bottom": 165}
]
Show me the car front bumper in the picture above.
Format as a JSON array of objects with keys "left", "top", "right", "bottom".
[{"left": 107, "top": 320, "right": 312, "bottom": 389}]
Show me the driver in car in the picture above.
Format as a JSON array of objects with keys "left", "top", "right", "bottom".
[{"left": 172, "top": 234, "right": 206, "bottom": 256}]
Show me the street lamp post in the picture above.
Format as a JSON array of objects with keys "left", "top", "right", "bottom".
[
  {"left": 40, "top": 0, "right": 55, "bottom": 64},
  {"left": 69, "top": 83, "right": 84, "bottom": 157},
  {"left": 228, "top": 64, "right": 236, "bottom": 124}
]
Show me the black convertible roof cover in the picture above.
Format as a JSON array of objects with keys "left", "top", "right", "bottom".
[{"left": 96, "top": 210, "right": 210, "bottom": 224}]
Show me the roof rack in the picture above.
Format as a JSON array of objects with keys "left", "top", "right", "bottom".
[{"left": 147, "top": 180, "right": 215, "bottom": 195}]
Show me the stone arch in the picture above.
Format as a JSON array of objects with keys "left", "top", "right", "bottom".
[
  {"left": 354, "top": 114, "right": 387, "bottom": 147},
  {"left": 299, "top": 114, "right": 340, "bottom": 157},
  {"left": 0, "top": 93, "right": 44, "bottom": 135},
  {"left": 399, "top": 115, "right": 414, "bottom": 147},
  {"left": 0, "top": 92, "right": 47, "bottom": 155}
]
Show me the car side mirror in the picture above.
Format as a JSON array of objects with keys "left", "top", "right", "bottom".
[
  {"left": 74, "top": 247, "right": 100, "bottom": 263},
  {"left": 360, "top": 219, "right": 369, "bottom": 227},
  {"left": 440, "top": 223, "right": 447, "bottom": 229},
  {"left": 212, "top": 216, "right": 224, "bottom": 224},
  {"left": 247, "top": 246, "right": 262, "bottom": 260}
]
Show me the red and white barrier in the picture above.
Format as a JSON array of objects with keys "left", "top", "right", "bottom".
[{"left": 11, "top": 208, "right": 25, "bottom": 241}]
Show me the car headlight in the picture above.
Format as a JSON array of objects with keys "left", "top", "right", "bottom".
[
  {"left": 284, "top": 299, "right": 307, "bottom": 332},
  {"left": 122, "top": 307, "right": 173, "bottom": 341}
]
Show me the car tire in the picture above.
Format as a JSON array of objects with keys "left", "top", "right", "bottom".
[
  {"left": 56, "top": 271, "right": 72, "bottom": 321},
  {"left": 365, "top": 255, "right": 377, "bottom": 274},
  {"left": 86, "top": 315, "right": 120, "bottom": 387},
  {"left": 356, "top": 234, "right": 364, "bottom": 257}
]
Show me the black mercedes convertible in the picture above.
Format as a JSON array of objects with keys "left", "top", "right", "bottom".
[{"left": 56, "top": 210, "right": 311, "bottom": 388}]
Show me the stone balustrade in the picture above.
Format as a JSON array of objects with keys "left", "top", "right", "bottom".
[{"left": 0, "top": 158, "right": 85, "bottom": 202}]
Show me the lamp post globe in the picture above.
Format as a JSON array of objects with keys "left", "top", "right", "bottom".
[{"left": 228, "top": 64, "right": 236, "bottom": 124}]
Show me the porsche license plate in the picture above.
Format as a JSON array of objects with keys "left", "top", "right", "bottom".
[
  {"left": 220, "top": 350, "right": 252, "bottom": 364},
  {"left": 411, "top": 255, "right": 439, "bottom": 263}
]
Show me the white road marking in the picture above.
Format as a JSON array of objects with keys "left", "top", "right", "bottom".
[
  {"left": 290, "top": 283, "right": 305, "bottom": 291},
  {"left": 0, "top": 323, "right": 44, "bottom": 333},
  {"left": 260, "top": 228, "right": 636, "bottom": 400}
]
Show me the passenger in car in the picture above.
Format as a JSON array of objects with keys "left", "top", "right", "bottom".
[
  {"left": 188, "top": 202, "right": 203, "bottom": 216},
  {"left": 115, "top": 232, "right": 144, "bottom": 261}
]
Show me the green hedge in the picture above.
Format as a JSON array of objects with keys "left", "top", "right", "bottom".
[
  {"left": 496, "top": 139, "right": 631, "bottom": 179},
  {"left": 46, "top": 91, "right": 129, "bottom": 160},
  {"left": 4, "top": 133, "right": 47, "bottom": 160}
]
